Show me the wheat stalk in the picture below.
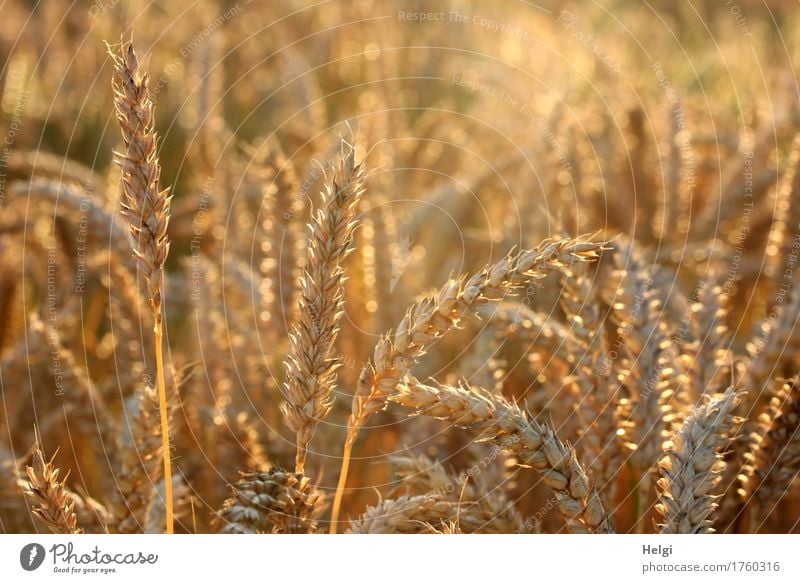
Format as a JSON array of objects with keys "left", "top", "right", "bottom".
[
  {"left": 109, "top": 39, "right": 174, "bottom": 533},
  {"left": 281, "top": 140, "right": 366, "bottom": 474}
]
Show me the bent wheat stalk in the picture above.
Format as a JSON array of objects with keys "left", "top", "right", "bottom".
[
  {"left": 329, "top": 237, "right": 605, "bottom": 532},
  {"left": 110, "top": 40, "right": 174, "bottom": 533}
]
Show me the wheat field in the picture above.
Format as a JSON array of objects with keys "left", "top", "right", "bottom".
[{"left": 0, "top": 0, "right": 799, "bottom": 535}]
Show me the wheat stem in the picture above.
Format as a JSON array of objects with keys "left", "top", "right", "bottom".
[
  {"left": 329, "top": 439, "right": 353, "bottom": 534},
  {"left": 154, "top": 321, "right": 174, "bottom": 534}
]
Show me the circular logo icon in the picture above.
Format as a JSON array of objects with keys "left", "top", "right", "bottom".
[{"left": 19, "top": 543, "right": 46, "bottom": 571}]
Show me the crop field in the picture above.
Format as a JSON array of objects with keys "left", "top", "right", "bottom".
[{"left": 0, "top": 0, "right": 799, "bottom": 535}]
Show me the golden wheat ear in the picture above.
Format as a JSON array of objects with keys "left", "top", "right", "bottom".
[
  {"left": 281, "top": 139, "right": 366, "bottom": 474},
  {"left": 390, "top": 378, "right": 614, "bottom": 534},
  {"left": 217, "top": 469, "right": 319, "bottom": 533},
  {"left": 656, "top": 388, "right": 742, "bottom": 533},
  {"left": 347, "top": 495, "right": 457, "bottom": 534},
  {"left": 737, "top": 378, "right": 800, "bottom": 527},
  {"left": 22, "top": 428, "right": 82, "bottom": 534}
]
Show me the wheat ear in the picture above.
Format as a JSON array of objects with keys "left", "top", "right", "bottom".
[
  {"left": 218, "top": 469, "right": 318, "bottom": 533},
  {"left": 281, "top": 140, "right": 365, "bottom": 474},
  {"left": 656, "top": 388, "right": 741, "bottom": 533},
  {"left": 111, "top": 386, "right": 169, "bottom": 533},
  {"left": 22, "top": 430, "right": 82, "bottom": 534},
  {"left": 253, "top": 141, "right": 304, "bottom": 332},
  {"left": 739, "top": 379, "right": 800, "bottom": 525},
  {"left": 559, "top": 266, "right": 622, "bottom": 504},
  {"left": 109, "top": 40, "right": 174, "bottom": 533},
  {"left": 391, "top": 377, "right": 614, "bottom": 533},
  {"left": 390, "top": 453, "right": 525, "bottom": 533},
  {"left": 329, "top": 237, "right": 604, "bottom": 532},
  {"left": 347, "top": 495, "right": 456, "bottom": 534}
]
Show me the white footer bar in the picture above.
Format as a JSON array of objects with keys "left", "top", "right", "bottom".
[{"left": 1, "top": 534, "right": 797, "bottom": 582}]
